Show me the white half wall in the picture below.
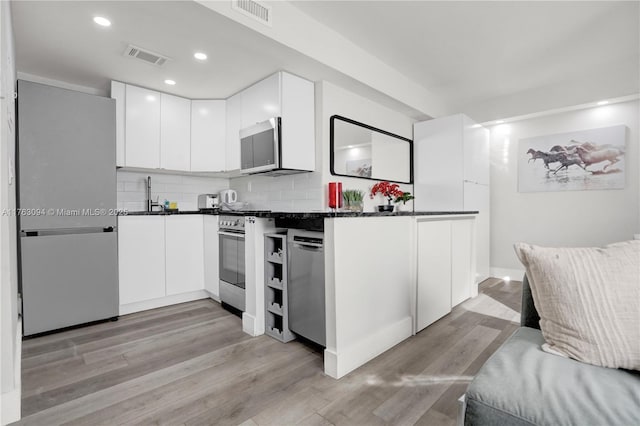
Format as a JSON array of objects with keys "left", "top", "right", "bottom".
[
  {"left": 489, "top": 99, "right": 640, "bottom": 272},
  {"left": 324, "top": 216, "right": 413, "bottom": 379}
]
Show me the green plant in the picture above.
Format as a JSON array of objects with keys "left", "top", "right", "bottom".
[
  {"left": 395, "top": 192, "right": 415, "bottom": 205},
  {"left": 342, "top": 189, "right": 365, "bottom": 204}
]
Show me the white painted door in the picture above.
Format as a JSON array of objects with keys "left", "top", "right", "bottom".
[
  {"left": 118, "top": 216, "right": 166, "bottom": 305},
  {"left": 241, "top": 73, "right": 280, "bottom": 128},
  {"left": 451, "top": 218, "right": 474, "bottom": 306},
  {"left": 191, "top": 100, "right": 226, "bottom": 172},
  {"left": 203, "top": 215, "right": 219, "bottom": 299},
  {"left": 225, "top": 93, "right": 242, "bottom": 171},
  {"left": 110, "top": 81, "right": 126, "bottom": 167},
  {"left": 160, "top": 93, "right": 191, "bottom": 171},
  {"left": 416, "top": 219, "right": 452, "bottom": 332},
  {"left": 165, "top": 215, "right": 205, "bottom": 295},
  {"left": 125, "top": 85, "right": 161, "bottom": 168}
]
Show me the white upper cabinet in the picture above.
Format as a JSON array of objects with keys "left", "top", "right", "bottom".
[
  {"left": 279, "top": 72, "right": 315, "bottom": 171},
  {"left": 235, "top": 71, "right": 315, "bottom": 172},
  {"left": 125, "top": 85, "right": 161, "bottom": 169},
  {"left": 225, "top": 93, "right": 242, "bottom": 171},
  {"left": 240, "top": 73, "right": 280, "bottom": 128},
  {"left": 191, "top": 100, "right": 226, "bottom": 172},
  {"left": 112, "top": 71, "right": 314, "bottom": 174},
  {"left": 111, "top": 81, "right": 126, "bottom": 167},
  {"left": 160, "top": 93, "right": 191, "bottom": 171}
]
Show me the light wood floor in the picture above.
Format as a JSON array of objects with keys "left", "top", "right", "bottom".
[{"left": 15, "top": 278, "right": 521, "bottom": 426}]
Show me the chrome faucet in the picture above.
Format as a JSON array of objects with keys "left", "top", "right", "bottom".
[{"left": 146, "top": 176, "right": 161, "bottom": 212}]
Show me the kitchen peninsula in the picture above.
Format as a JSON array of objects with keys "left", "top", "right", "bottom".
[{"left": 119, "top": 210, "right": 478, "bottom": 379}]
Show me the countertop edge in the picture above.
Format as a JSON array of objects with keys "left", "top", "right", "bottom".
[{"left": 119, "top": 210, "right": 479, "bottom": 218}]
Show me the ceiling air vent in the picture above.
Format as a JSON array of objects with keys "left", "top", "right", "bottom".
[
  {"left": 123, "top": 45, "right": 170, "bottom": 67},
  {"left": 232, "top": 0, "right": 272, "bottom": 26}
]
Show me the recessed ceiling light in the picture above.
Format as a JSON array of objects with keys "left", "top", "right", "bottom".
[
  {"left": 495, "top": 120, "right": 505, "bottom": 124},
  {"left": 597, "top": 100, "right": 609, "bottom": 106},
  {"left": 164, "top": 79, "right": 176, "bottom": 86},
  {"left": 194, "top": 52, "right": 208, "bottom": 61},
  {"left": 93, "top": 16, "right": 111, "bottom": 27}
]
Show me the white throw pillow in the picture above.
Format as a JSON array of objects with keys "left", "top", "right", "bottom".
[{"left": 514, "top": 240, "right": 640, "bottom": 370}]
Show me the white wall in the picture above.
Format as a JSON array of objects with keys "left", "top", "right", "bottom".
[
  {"left": 320, "top": 81, "right": 414, "bottom": 210},
  {"left": 0, "top": 1, "right": 20, "bottom": 423},
  {"left": 489, "top": 100, "right": 640, "bottom": 276},
  {"left": 117, "top": 171, "right": 229, "bottom": 212},
  {"left": 231, "top": 81, "right": 416, "bottom": 211}
]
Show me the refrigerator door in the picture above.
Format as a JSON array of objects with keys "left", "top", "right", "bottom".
[
  {"left": 17, "top": 80, "right": 116, "bottom": 230},
  {"left": 21, "top": 231, "right": 118, "bottom": 336}
]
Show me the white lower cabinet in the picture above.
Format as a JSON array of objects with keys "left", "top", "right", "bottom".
[
  {"left": 118, "top": 215, "right": 215, "bottom": 314},
  {"left": 165, "top": 215, "right": 204, "bottom": 295},
  {"left": 416, "top": 220, "right": 452, "bottom": 332},
  {"left": 203, "top": 216, "right": 220, "bottom": 299},
  {"left": 416, "top": 217, "right": 474, "bottom": 333},
  {"left": 118, "top": 216, "right": 166, "bottom": 305}
]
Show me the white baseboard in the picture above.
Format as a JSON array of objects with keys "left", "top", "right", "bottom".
[
  {"left": 242, "top": 312, "right": 257, "bottom": 336},
  {"left": 324, "top": 316, "right": 412, "bottom": 379},
  {"left": 204, "top": 290, "right": 220, "bottom": 303},
  {"left": 1, "top": 387, "right": 20, "bottom": 425},
  {"left": 119, "top": 290, "right": 209, "bottom": 315},
  {"left": 1, "top": 318, "right": 22, "bottom": 425},
  {"left": 490, "top": 267, "right": 525, "bottom": 281}
]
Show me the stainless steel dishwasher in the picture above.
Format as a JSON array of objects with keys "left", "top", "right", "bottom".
[{"left": 287, "top": 229, "right": 325, "bottom": 346}]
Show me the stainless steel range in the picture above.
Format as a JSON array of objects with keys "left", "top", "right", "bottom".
[{"left": 218, "top": 215, "right": 246, "bottom": 312}]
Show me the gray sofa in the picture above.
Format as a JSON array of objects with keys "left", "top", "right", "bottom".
[{"left": 463, "top": 275, "right": 640, "bottom": 426}]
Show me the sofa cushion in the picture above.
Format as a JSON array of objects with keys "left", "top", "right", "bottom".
[
  {"left": 465, "top": 327, "right": 640, "bottom": 426},
  {"left": 514, "top": 240, "right": 640, "bottom": 370}
]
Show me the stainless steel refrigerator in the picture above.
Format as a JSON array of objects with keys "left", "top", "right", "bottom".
[{"left": 17, "top": 80, "right": 118, "bottom": 336}]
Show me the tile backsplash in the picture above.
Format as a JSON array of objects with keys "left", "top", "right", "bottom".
[
  {"left": 229, "top": 172, "right": 324, "bottom": 212},
  {"left": 117, "top": 171, "right": 229, "bottom": 212}
]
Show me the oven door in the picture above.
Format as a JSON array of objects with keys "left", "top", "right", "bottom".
[{"left": 218, "top": 231, "right": 245, "bottom": 289}]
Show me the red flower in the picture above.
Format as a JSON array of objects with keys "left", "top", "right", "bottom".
[{"left": 370, "top": 181, "right": 403, "bottom": 204}]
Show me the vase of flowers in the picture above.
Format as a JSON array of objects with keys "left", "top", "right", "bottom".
[
  {"left": 395, "top": 192, "right": 415, "bottom": 212},
  {"left": 342, "top": 189, "right": 365, "bottom": 212},
  {"left": 370, "top": 181, "right": 403, "bottom": 213}
]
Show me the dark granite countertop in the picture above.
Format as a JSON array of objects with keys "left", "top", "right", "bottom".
[{"left": 121, "top": 210, "right": 478, "bottom": 218}]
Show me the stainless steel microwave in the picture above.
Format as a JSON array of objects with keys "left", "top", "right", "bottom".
[{"left": 240, "top": 117, "right": 281, "bottom": 174}]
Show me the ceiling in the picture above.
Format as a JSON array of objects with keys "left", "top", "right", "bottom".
[
  {"left": 11, "top": 1, "right": 640, "bottom": 123},
  {"left": 291, "top": 0, "right": 640, "bottom": 121}
]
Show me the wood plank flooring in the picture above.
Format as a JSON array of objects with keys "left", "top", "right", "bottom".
[{"left": 15, "top": 278, "right": 521, "bottom": 425}]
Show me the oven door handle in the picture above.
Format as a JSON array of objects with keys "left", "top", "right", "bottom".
[{"left": 218, "top": 231, "right": 246, "bottom": 239}]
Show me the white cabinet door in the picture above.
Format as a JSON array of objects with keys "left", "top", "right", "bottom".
[
  {"left": 111, "top": 81, "right": 126, "bottom": 167},
  {"left": 241, "top": 73, "right": 280, "bottom": 128},
  {"left": 203, "top": 215, "right": 219, "bottom": 298},
  {"left": 125, "top": 85, "right": 161, "bottom": 168},
  {"left": 165, "top": 215, "right": 205, "bottom": 295},
  {"left": 225, "top": 93, "right": 242, "bottom": 171},
  {"left": 280, "top": 72, "right": 315, "bottom": 171},
  {"left": 191, "top": 100, "right": 226, "bottom": 172},
  {"left": 416, "top": 220, "right": 452, "bottom": 332},
  {"left": 160, "top": 93, "right": 191, "bottom": 171},
  {"left": 451, "top": 218, "right": 474, "bottom": 306},
  {"left": 118, "top": 216, "right": 166, "bottom": 305}
]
